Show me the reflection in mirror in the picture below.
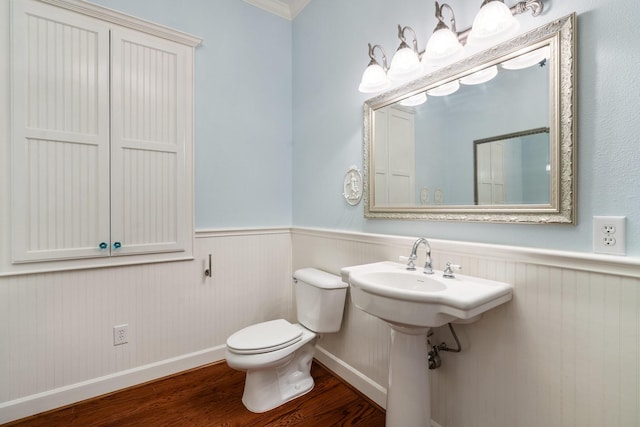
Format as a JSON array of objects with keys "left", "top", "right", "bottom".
[
  {"left": 474, "top": 127, "right": 550, "bottom": 205},
  {"left": 364, "top": 14, "right": 576, "bottom": 224}
]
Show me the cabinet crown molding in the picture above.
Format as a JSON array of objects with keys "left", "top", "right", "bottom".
[{"left": 39, "top": 0, "right": 203, "bottom": 46}]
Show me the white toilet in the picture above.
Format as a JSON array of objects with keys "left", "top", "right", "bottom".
[{"left": 225, "top": 268, "right": 348, "bottom": 413}]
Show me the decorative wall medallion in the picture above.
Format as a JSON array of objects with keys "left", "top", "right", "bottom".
[{"left": 343, "top": 165, "right": 363, "bottom": 206}]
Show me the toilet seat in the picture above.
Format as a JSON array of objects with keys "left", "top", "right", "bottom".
[{"left": 227, "top": 319, "right": 303, "bottom": 355}]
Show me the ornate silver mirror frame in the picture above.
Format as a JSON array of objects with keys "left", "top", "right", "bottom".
[{"left": 363, "top": 13, "right": 576, "bottom": 224}]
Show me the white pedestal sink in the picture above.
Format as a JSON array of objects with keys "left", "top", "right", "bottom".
[{"left": 341, "top": 261, "right": 513, "bottom": 427}]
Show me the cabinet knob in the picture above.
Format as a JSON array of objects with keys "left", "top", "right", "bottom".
[
  {"left": 99, "top": 242, "right": 108, "bottom": 249},
  {"left": 113, "top": 241, "right": 122, "bottom": 249}
]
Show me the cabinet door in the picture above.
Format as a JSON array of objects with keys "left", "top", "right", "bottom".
[
  {"left": 110, "top": 27, "right": 190, "bottom": 255},
  {"left": 11, "top": 0, "right": 111, "bottom": 262}
]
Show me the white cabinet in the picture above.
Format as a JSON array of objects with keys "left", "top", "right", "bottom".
[{"left": 9, "top": 0, "right": 200, "bottom": 265}]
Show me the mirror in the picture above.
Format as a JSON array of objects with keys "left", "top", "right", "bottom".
[
  {"left": 474, "top": 127, "right": 550, "bottom": 205},
  {"left": 363, "top": 14, "right": 576, "bottom": 224}
]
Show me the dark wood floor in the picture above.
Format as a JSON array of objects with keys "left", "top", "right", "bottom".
[{"left": 6, "top": 360, "right": 385, "bottom": 427}]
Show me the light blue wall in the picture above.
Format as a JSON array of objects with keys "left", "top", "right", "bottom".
[
  {"left": 293, "top": 0, "right": 640, "bottom": 256},
  {"left": 91, "top": 0, "right": 293, "bottom": 229},
  {"left": 89, "top": 0, "right": 640, "bottom": 256}
]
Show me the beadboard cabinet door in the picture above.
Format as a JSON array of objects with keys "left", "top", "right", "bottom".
[
  {"left": 10, "top": 0, "right": 196, "bottom": 264},
  {"left": 110, "top": 27, "right": 190, "bottom": 256},
  {"left": 11, "top": 0, "right": 112, "bottom": 262}
]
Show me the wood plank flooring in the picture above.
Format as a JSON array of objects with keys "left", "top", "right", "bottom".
[{"left": 6, "top": 360, "right": 386, "bottom": 427}]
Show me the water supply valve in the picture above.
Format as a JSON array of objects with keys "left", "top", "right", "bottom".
[{"left": 427, "top": 345, "right": 441, "bottom": 370}]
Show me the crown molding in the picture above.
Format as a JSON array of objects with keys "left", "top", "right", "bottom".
[
  {"left": 288, "top": 0, "right": 310, "bottom": 19},
  {"left": 39, "top": 0, "right": 202, "bottom": 46},
  {"left": 243, "top": 0, "right": 310, "bottom": 20}
]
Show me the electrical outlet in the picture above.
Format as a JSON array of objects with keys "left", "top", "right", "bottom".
[
  {"left": 593, "top": 216, "right": 626, "bottom": 255},
  {"left": 113, "top": 324, "right": 128, "bottom": 346}
]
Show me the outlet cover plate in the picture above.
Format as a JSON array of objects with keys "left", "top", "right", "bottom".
[
  {"left": 113, "top": 324, "right": 129, "bottom": 346},
  {"left": 593, "top": 216, "right": 626, "bottom": 255}
]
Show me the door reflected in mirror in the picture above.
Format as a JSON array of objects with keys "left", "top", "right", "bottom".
[{"left": 474, "top": 127, "right": 550, "bottom": 205}]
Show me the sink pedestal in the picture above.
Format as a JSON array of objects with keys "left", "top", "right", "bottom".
[{"left": 386, "top": 325, "right": 431, "bottom": 427}]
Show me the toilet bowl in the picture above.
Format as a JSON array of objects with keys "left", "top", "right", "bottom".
[
  {"left": 225, "top": 268, "right": 347, "bottom": 413},
  {"left": 225, "top": 320, "right": 318, "bottom": 412}
]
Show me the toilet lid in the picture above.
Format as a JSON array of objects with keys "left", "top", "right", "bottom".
[{"left": 226, "top": 319, "right": 303, "bottom": 355}]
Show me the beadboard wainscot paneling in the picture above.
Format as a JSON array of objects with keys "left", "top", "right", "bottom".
[
  {"left": 0, "top": 228, "right": 292, "bottom": 424},
  {"left": 292, "top": 227, "right": 640, "bottom": 427}
]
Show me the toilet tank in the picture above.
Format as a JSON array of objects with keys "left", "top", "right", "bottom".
[{"left": 293, "top": 268, "right": 348, "bottom": 333}]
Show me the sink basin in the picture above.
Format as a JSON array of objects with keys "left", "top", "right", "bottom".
[{"left": 341, "top": 261, "right": 513, "bottom": 328}]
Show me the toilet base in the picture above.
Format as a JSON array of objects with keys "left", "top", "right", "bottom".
[{"left": 241, "top": 341, "right": 316, "bottom": 413}]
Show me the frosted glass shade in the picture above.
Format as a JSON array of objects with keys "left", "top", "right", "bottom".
[
  {"left": 388, "top": 47, "right": 422, "bottom": 82},
  {"left": 359, "top": 63, "right": 391, "bottom": 93},
  {"left": 427, "top": 80, "right": 460, "bottom": 96},
  {"left": 460, "top": 65, "right": 498, "bottom": 85},
  {"left": 399, "top": 92, "right": 427, "bottom": 107},
  {"left": 423, "top": 28, "right": 464, "bottom": 64},
  {"left": 501, "top": 46, "right": 550, "bottom": 70},
  {"left": 468, "top": 1, "right": 519, "bottom": 44}
]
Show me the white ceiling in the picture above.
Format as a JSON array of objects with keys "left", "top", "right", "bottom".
[{"left": 243, "top": 0, "right": 311, "bottom": 20}]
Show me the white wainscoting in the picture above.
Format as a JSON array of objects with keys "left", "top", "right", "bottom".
[
  {"left": 0, "top": 228, "right": 292, "bottom": 424},
  {"left": 2, "top": 226, "right": 639, "bottom": 426},
  {"left": 293, "top": 228, "right": 640, "bottom": 427}
]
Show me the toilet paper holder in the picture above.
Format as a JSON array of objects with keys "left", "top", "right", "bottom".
[{"left": 204, "top": 254, "right": 212, "bottom": 278}]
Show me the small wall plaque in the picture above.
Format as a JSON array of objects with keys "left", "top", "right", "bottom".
[{"left": 343, "top": 165, "right": 363, "bottom": 206}]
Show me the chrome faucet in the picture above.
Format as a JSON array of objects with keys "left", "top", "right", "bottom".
[{"left": 406, "top": 238, "right": 434, "bottom": 274}]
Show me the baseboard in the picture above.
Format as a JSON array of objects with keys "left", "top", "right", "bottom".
[
  {"left": 0, "top": 345, "right": 227, "bottom": 424},
  {"left": 314, "top": 346, "right": 387, "bottom": 409}
]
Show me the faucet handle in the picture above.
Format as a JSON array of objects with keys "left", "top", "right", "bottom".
[
  {"left": 399, "top": 255, "right": 417, "bottom": 271},
  {"left": 443, "top": 262, "right": 461, "bottom": 278}
]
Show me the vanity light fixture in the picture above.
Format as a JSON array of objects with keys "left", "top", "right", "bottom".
[
  {"left": 358, "top": 0, "right": 544, "bottom": 93},
  {"left": 422, "top": 2, "right": 464, "bottom": 65},
  {"left": 358, "top": 43, "right": 392, "bottom": 93},
  {"left": 388, "top": 25, "right": 423, "bottom": 82}
]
